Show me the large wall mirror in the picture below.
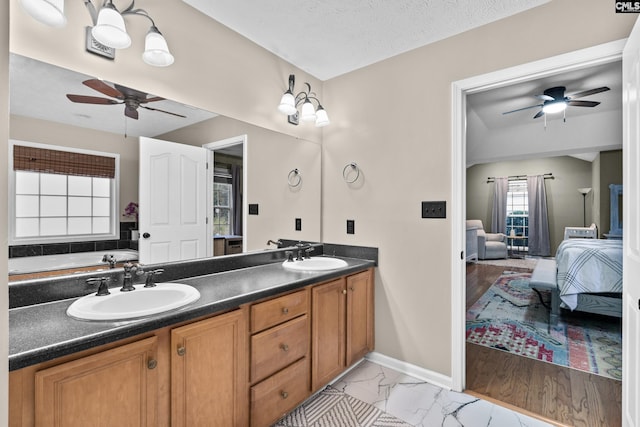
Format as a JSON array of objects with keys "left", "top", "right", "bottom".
[{"left": 8, "top": 53, "right": 321, "bottom": 279}]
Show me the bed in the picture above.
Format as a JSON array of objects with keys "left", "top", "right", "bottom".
[{"left": 530, "top": 238, "right": 622, "bottom": 327}]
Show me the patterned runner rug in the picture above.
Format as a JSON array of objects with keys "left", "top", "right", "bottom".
[
  {"left": 274, "top": 385, "right": 412, "bottom": 426},
  {"left": 466, "top": 271, "right": 622, "bottom": 380}
]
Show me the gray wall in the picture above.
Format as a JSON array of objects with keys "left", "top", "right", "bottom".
[{"left": 466, "top": 156, "right": 593, "bottom": 254}]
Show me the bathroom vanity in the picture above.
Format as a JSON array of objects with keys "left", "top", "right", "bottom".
[{"left": 8, "top": 247, "right": 375, "bottom": 427}]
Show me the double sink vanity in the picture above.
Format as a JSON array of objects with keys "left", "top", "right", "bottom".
[{"left": 8, "top": 243, "right": 376, "bottom": 427}]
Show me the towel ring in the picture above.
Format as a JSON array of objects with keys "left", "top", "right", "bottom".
[
  {"left": 342, "top": 162, "right": 360, "bottom": 184},
  {"left": 288, "top": 168, "right": 302, "bottom": 187}
]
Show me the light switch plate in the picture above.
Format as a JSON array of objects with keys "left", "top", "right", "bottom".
[{"left": 422, "top": 201, "right": 446, "bottom": 218}]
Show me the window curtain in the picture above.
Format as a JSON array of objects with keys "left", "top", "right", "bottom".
[
  {"left": 527, "top": 175, "right": 551, "bottom": 256},
  {"left": 232, "top": 164, "right": 243, "bottom": 236},
  {"left": 491, "top": 177, "right": 508, "bottom": 234}
]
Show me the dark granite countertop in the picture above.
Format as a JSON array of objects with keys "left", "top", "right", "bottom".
[{"left": 9, "top": 255, "right": 375, "bottom": 371}]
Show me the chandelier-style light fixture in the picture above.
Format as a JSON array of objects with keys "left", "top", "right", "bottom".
[
  {"left": 278, "top": 74, "right": 329, "bottom": 127},
  {"left": 18, "top": 0, "right": 174, "bottom": 67}
]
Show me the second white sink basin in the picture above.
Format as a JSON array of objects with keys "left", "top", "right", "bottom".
[
  {"left": 67, "top": 283, "right": 200, "bottom": 321},
  {"left": 282, "top": 257, "right": 348, "bottom": 272}
]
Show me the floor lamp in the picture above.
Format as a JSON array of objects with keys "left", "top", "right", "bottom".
[{"left": 578, "top": 187, "right": 592, "bottom": 227}]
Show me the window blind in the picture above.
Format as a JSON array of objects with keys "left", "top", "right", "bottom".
[{"left": 13, "top": 145, "right": 116, "bottom": 179}]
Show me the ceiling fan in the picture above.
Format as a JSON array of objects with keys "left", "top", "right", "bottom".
[
  {"left": 66, "top": 79, "right": 186, "bottom": 120},
  {"left": 502, "top": 85, "right": 610, "bottom": 120}
]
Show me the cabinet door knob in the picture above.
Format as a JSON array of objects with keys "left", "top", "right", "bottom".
[
  {"left": 177, "top": 346, "right": 186, "bottom": 356},
  {"left": 282, "top": 307, "right": 289, "bottom": 314},
  {"left": 280, "top": 343, "right": 289, "bottom": 352},
  {"left": 342, "top": 289, "right": 347, "bottom": 295},
  {"left": 350, "top": 287, "right": 355, "bottom": 291},
  {"left": 281, "top": 391, "right": 289, "bottom": 399},
  {"left": 147, "top": 359, "right": 158, "bottom": 370}
]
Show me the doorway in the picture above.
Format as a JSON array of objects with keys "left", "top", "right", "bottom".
[
  {"left": 451, "top": 39, "right": 625, "bottom": 405},
  {"left": 204, "top": 135, "right": 248, "bottom": 255}
]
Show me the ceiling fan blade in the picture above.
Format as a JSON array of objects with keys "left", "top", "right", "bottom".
[
  {"left": 568, "top": 100, "right": 600, "bottom": 107},
  {"left": 140, "top": 96, "right": 165, "bottom": 103},
  {"left": 502, "top": 103, "right": 544, "bottom": 115},
  {"left": 83, "top": 79, "right": 124, "bottom": 99},
  {"left": 568, "top": 86, "right": 610, "bottom": 99},
  {"left": 125, "top": 106, "right": 139, "bottom": 120},
  {"left": 535, "top": 94, "right": 554, "bottom": 101},
  {"left": 533, "top": 110, "right": 545, "bottom": 119},
  {"left": 141, "top": 105, "right": 187, "bottom": 118},
  {"left": 66, "top": 94, "right": 121, "bottom": 105}
]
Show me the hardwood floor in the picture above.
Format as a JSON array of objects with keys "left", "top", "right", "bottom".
[{"left": 465, "top": 263, "right": 622, "bottom": 427}]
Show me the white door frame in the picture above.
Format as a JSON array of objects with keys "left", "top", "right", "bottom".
[
  {"left": 203, "top": 135, "right": 248, "bottom": 253},
  {"left": 450, "top": 39, "right": 626, "bottom": 392}
]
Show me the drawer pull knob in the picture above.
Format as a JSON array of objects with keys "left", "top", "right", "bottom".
[
  {"left": 147, "top": 359, "right": 157, "bottom": 370},
  {"left": 282, "top": 307, "right": 289, "bottom": 314},
  {"left": 177, "top": 346, "right": 186, "bottom": 356},
  {"left": 281, "top": 391, "right": 289, "bottom": 399},
  {"left": 280, "top": 343, "right": 289, "bottom": 352}
]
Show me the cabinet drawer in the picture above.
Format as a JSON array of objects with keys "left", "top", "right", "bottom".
[
  {"left": 251, "top": 314, "right": 308, "bottom": 383},
  {"left": 251, "top": 289, "right": 309, "bottom": 333},
  {"left": 250, "top": 357, "right": 309, "bottom": 427}
]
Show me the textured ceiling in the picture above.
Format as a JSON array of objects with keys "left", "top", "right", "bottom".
[{"left": 182, "top": 0, "right": 550, "bottom": 80}]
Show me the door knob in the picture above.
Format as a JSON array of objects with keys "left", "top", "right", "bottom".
[{"left": 142, "top": 232, "right": 151, "bottom": 239}]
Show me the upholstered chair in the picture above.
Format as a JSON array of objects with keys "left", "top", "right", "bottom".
[{"left": 465, "top": 219, "right": 508, "bottom": 260}]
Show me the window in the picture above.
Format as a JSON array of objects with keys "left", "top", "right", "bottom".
[
  {"left": 506, "top": 179, "right": 528, "bottom": 250},
  {"left": 213, "top": 180, "right": 232, "bottom": 236},
  {"left": 10, "top": 140, "right": 119, "bottom": 244}
]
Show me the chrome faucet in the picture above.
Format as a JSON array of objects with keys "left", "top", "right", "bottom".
[
  {"left": 86, "top": 277, "right": 111, "bottom": 296},
  {"left": 144, "top": 269, "right": 165, "bottom": 288},
  {"left": 121, "top": 263, "right": 141, "bottom": 292},
  {"left": 267, "top": 239, "right": 283, "bottom": 247},
  {"left": 295, "top": 242, "right": 312, "bottom": 261},
  {"left": 102, "top": 253, "right": 116, "bottom": 269}
]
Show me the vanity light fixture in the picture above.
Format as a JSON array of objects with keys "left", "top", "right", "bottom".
[
  {"left": 278, "top": 74, "right": 330, "bottom": 127},
  {"left": 18, "top": 0, "right": 174, "bottom": 67}
]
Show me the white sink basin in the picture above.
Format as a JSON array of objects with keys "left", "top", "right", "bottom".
[
  {"left": 67, "top": 283, "right": 200, "bottom": 321},
  {"left": 282, "top": 257, "right": 348, "bottom": 272}
]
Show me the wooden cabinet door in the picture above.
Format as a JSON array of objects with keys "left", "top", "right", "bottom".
[
  {"left": 171, "top": 309, "right": 248, "bottom": 427},
  {"left": 346, "top": 269, "right": 375, "bottom": 366},
  {"left": 311, "top": 278, "right": 346, "bottom": 391},
  {"left": 35, "top": 337, "right": 158, "bottom": 427}
]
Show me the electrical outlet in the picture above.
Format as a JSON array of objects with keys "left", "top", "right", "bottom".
[
  {"left": 295, "top": 218, "right": 302, "bottom": 231},
  {"left": 347, "top": 219, "right": 355, "bottom": 234},
  {"left": 421, "top": 201, "right": 446, "bottom": 218},
  {"left": 248, "top": 204, "right": 259, "bottom": 215}
]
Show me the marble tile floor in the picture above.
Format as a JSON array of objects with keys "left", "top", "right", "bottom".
[{"left": 331, "top": 359, "right": 554, "bottom": 427}]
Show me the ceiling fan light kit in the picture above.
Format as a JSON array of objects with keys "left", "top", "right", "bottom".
[
  {"left": 278, "top": 74, "right": 330, "bottom": 127},
  {"left": 502, "top": 85, "right": 610, "bottom": 128},
  {"left": 19, "top": 0, "right": 174, "bottom": 67}
]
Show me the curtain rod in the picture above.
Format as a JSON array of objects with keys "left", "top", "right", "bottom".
[{"left": 486, "top": 173, "right": 554, "bottom": 183}]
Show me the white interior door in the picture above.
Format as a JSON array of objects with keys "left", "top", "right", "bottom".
[
  {"left": 623, "top": 17, "right": 640, "bottom": 427},
  {"left": 139, "top": 137, "right": 208, "bottom": 264}
]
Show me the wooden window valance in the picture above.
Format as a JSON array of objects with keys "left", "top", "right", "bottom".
[{"left": 13, "top": 145, "right": 116, "bottom": 179}]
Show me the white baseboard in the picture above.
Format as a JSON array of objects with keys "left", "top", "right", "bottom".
[{"left": 365, "top": 351, "right": 453, "bottom": 390}]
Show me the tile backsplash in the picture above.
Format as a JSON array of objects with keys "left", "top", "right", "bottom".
[{"left": 9, "top": 223, "right": 138, "bottom": 258}]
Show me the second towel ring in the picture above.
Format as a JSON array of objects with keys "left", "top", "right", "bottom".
[
  {"left": 342, "top": 162, "right": 360, "bottom": 184},
  {"left": 288, "top": 168, "right": 302, "bottom": 187}
]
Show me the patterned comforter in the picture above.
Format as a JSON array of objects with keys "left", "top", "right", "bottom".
[{"left": 556, "top": 238, "right": 623, "bottom": 310}]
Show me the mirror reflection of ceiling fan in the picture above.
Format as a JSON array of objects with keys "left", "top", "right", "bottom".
[
  {"left": 66, "top": 79, "right": 187, "bottom": 120},
  {"left": 502, "top": 85, "right": 610, "bottom": 122}
]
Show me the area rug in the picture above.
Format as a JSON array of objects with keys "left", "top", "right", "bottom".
[
  {"left": 274, "top": 385, "right": 412, "bottom": 427},
  {"left": 466, "top": 271, "right": 622, "bottom": 380},
  {"left": 475, "top": 257, "right": 539, "bottom": 270}
]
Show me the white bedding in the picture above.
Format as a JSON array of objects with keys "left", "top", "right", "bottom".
[{"left": 556, "top": 239, "right": 623, "bottom": 310}]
